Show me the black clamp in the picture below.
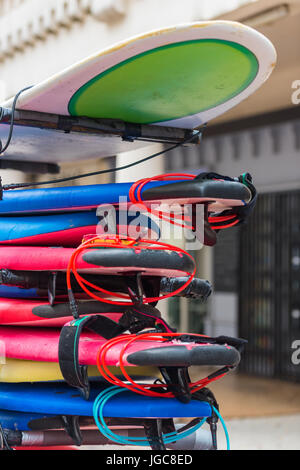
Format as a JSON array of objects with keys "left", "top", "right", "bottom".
[
  {"left": 159, "top": 367, "right": 191, "bottom": 404},
  {"left": 143, "top": 419, "right": 166, "bottom": 450},
  {"left": 126, "top": 273, "right": 145, "bottom": 305},
  {"left": 189, "top": 203, "right": 217, "bottom": 246},
  {"left": 234, "top": 172, "right": 257, "bottom": 224},
  {"left": 57, "top": 115, "right": 76, "bottom": 134},
  {"left": 0, "top": 424, "right": 15, "bottom": 451},
  {"left": 124, "top": 273, "right": 176, "bottom": 333},
  {"left": 120, "top": 304, "right": 176, "bottom": 335},
  {"left": 58, "top": 315, "right": 127, "bottom": 400},
  {"left": 197, "top": 171, "right": 257, "bottom": 229},
  {"left": 122, "top": 123, "right": 141, "bottom": 142},
  {"left": 48, "top": 272, "right": 57, "bottom": 306},
  {"left": 61, "top": 416, "right": 83, "bottom": 447},
  {"left": 193, "top": 387, "right": 220, "bottom": 451}
]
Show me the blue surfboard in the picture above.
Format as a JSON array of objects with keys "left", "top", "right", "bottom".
[
  {"left": 0, "top": 178, "right": 251, "bottom": 215},
  {"left": 0, "top": 410, "right": 53, "bottom": 432},
  {"left": 0, "top": 210, "right": 160, "bottom": 246},
  {"left": 0, "top": 286, "right": 42, "bottom": 299},
  {"left": 0, "top": 382, "right": 212, "bottom": 419}
]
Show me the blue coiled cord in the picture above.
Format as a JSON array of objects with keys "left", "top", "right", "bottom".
[{"left": 93, "top": 386, "right": 230, "bottom": 449}]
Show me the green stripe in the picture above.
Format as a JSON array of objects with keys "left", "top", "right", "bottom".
[{"left": 68, "top": 39, "right": 258, "bottom": 124}]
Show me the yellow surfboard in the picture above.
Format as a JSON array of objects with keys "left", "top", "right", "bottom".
[{"left": 0, "top": 358, "right": 158, "bottom": 383}]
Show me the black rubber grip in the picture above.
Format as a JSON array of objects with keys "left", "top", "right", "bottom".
[
  {"left": 33, "top": 301, "right": 127, "bottom": 319},
  {"left": 142, "top": 180, "right": 252, "bottom": 203},
  {"left": 127, "top": 344, "right": 241, "bottom": 367},
  {"left": 83, "top": 248, "right": 194, "bottom": 273},
  {"left": 160, "top": 277, "right": 212, "bottom": 300}
]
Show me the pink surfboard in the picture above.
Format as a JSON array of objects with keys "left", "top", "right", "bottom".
[
  {"left": 0, "top": 326, "right": 240, "bottom": 369},
  {"left": 0, "top": 298, "right": 124, "bottom": 327},
  {"left": 0, "top": 245, "right": 193, "bottom": 277}
]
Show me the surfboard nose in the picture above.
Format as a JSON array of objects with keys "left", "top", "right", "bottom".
[{"left": 126, "top": 344, "right": 241, "bottom": 368}]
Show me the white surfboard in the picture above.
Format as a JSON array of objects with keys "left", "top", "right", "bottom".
[{"left": 0, "top": 20, "right": 276, "bottom": 164}]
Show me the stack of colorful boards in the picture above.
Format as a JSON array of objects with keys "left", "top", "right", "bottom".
[
  {"left": 0, "top": 171, "right": 251, "bottom": 450},
  {"left": 0, "top": 20, "right": 276, "bottom": 451}
]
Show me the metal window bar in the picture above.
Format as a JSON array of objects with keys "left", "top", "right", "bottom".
[{"left": 239, "top": 190, "right": 300, "bottom": 381}]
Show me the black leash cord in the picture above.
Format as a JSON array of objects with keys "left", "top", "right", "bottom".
[
  {"left": 0, "top": 86, "right": 33, "bottom": 155},
  {"left": 2, "top": 130, "right": 202, "bottom": 191}
]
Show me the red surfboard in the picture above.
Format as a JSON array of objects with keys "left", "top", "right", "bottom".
[
  {"left": 0, "top": 245, "right": 194, "bottom": 277},
  {"left": 0, "top": 326, "right": 240, "bottom": 369}
]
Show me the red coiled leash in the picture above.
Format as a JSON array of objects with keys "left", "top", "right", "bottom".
[
  {"left": 129, "top": 173, "right": 242, "bottom": 231},
  {"left": 66, "top": 235, "right": 196, "bottom": 306},
  {"left": 96, "top": 332, "right": 229, "bottom": 398}
]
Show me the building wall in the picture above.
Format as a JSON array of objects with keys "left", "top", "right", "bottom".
[{"left": 201, "top": 121, "right": 300, "bottom": 193}]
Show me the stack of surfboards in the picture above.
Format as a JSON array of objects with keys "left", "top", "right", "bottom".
[
  {"left": 0, "top": 173, "right": 250, "bottom": 450},
  {"left": 0, "top": 21, "right": 276, "bottom": 450}
]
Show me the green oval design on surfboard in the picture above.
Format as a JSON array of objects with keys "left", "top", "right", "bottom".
[{"left": 68, "top": 39, "right": 258, "bottom": 124}]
